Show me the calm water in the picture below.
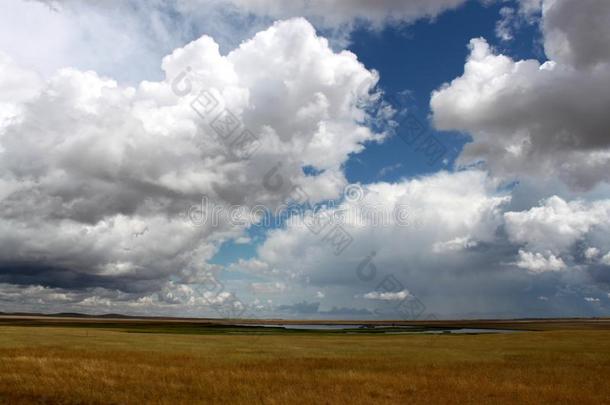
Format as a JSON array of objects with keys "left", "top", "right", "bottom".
[{"left": 237, "top": 324, "right": 520, "bottom": 334}]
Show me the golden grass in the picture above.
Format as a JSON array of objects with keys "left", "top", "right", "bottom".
[{"left": 0, "top": 326, "right": 609, "bottom": 404}]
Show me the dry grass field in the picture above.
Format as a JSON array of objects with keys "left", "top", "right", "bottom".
[{"left": 0, "top": 319, "right": 609, "bottom": 404}]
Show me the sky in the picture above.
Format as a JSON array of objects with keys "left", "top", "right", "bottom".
[{"left": 1, "top": 0, "right": 610, "bottom": 319}]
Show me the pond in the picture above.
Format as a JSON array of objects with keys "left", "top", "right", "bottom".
[{"left": 235, "top": 323, "right": 522, "bottom": 334}]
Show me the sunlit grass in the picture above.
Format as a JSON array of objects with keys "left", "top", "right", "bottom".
[{"left": 0, "top": 325, "right": 609, "bottom": 404}]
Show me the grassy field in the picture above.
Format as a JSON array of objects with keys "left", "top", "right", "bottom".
[{"left": 1, "top": 319, "right": 610, "bottom": 404}]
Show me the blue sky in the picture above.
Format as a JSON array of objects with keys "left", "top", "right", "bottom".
[
  {"left": 345, "top": 0, "right": 543, "bottom": 185},
  {"left": 1, "top": 0, "right": 610, "bottom": 319}
]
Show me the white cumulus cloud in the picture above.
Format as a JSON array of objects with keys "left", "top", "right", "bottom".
[
  {"left": 504, "top": 196, "right": 610, "bottom": 254},
  {"left": 364, "top": 289, "right": 411, "bottom": 301},
  {"left": 0, "top": 18, "right": 382, "bottom": 302},
  {"left": 431, "top": 0, "right": 610, "bottom": 190},
  {"left": 516, "top": 250, "right": 566, "bottom": 274}
]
